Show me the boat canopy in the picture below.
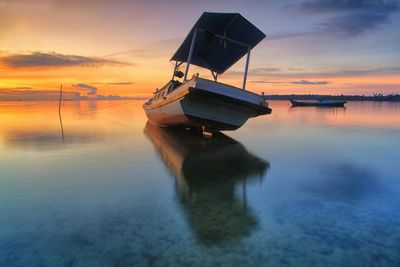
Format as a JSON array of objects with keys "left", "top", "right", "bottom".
[{"left": 171, "top": 12, "right": 266, "bottom": 74}]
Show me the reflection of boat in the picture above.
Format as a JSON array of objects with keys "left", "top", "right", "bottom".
[
  {"left": 143, "top": 12, "right": 271, "bottom": 132},
  {"left": 290, "top": 99, "right": 346, "bottom": 107},
  {"left": 144, "top": 122, "right": 270, "bottom": 246}
]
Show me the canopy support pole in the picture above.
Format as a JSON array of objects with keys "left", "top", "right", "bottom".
[
  {"left": 171, "top": 61, "right": 178, "bottom": 80},
  {"left": 211, "top": 71, "right": 218, "bottom": 82},
  {"left": 184, "top": 28, "right": 197, "bottom": 81},
  {"left": 242, "top": 47, "right": 251, "bottom": 90}
]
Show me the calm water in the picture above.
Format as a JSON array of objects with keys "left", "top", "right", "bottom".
[{"left": 0, "top": 100, "right": 399, "bottom": 267}]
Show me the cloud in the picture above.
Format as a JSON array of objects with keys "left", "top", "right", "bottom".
[
  {"left": 0, "top": 89, "right": 81, "bottom": 101},
  {"left": 92, "top": 82, "right": 134, "bottom": 85},
  {"left": 0, "top": 52, "right": 132, "bottom": 68},
  {"left": 251, "top": 80, "right": 330, "bottom": 85},
  {"left": 251, "top": 67, "right": 282, "bottom": 74},
  {"left": 308, "top": 67, "right": 400, "bottom": 77},
  {"left": 320, "top": 10, "right": 397, "bottom": 35},
  {"left": 267, "top": 31, "right": 316, "bottom": 41},
  {"left": 235, "top": 66, "right": 400, "bottom": 79},
  {"left": 285, "top": 0, "right": 399, "bottom": 36},
  {"left": 72, "top": 83, "right": 97, "bottom": 95},
  {"left": 227, "top": 67, "right": 282, "bottom": 77},
  {"left": 71, "top": 82, "right": 134, "bottom": 95},
  {"left": 286, "top": 0, "right": 397, "bottom": 13},
  {"left": 95, "top": 95, "right": 148, "bottom": 100},
  {"left": 0, "top": 87, "right": 145, "bottom": 101},
  {"left": 250, "top": 80, "right": 286, "bottom": 84},
  {"left": 0, "top": 86, "right": 34, "bottom": 90},
  {"left": 290, "top": 80, "right": 330, "bottom": 85}
]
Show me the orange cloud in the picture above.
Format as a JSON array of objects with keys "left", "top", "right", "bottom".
[{"left": 0, "top": 52, "right": 132, "bottom": 70}]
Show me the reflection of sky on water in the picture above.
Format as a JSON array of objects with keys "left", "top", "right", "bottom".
[
  {"left": 303, "top": 162, "right": 381, "bottom": 203},
  {"left": 4, "top": 129, "right": 99, "bottom": 149},
  {"left": 0, "top": 100, "right": 399, "bottom": 266}
]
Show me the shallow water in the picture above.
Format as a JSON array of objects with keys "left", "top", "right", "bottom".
[{"left": 0, "top": 100, "right": 399, "bottom": 267}]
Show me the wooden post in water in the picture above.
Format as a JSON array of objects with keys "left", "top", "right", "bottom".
[
  {"left": 58, "top": 84, "right": 64, "bottom": 142},
  {"left": 58, "top": 84, "right": 63, "bottom": 113}
]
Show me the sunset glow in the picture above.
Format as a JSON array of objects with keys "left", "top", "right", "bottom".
[{"left": 1, "top": 0, "right": 399, "bottom": 99}]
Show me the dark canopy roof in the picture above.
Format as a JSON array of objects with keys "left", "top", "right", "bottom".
[{"left": 171, "top": 12, "right": 266, "bottom": 74}]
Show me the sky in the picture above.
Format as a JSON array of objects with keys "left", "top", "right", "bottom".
[{"left": 0, "top": 0, "right": 399, "bottom": 99}]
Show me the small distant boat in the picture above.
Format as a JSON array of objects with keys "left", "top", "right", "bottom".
[
  {"left": 290, "top": 99, "right": 346, "bottom": 107},
  {"left": 143, "top": 12, "right": 271, "bottom": 132}
]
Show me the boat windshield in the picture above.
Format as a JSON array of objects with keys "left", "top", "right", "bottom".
[{"left": 167, "top": 80, "right": 182, "bottom": 94}]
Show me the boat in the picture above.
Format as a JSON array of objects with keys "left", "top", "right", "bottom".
[
  {"left": 143, "top": 12, "right": 271, "bottom": 132},
  {"left": 290, "top": 99, "right": 346, "bottom": 107}
]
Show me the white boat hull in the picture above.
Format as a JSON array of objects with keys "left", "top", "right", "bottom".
[{"left": 143, "top": 78, "right": 271, "bottom": 131}]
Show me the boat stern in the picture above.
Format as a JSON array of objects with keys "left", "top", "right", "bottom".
[{"left": 178, "top": 78, "right": 271, "bottom": 131}]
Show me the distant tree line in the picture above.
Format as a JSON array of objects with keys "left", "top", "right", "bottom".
[{"left": 263, "top": 93, "right": 400, "bottom": 102}]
